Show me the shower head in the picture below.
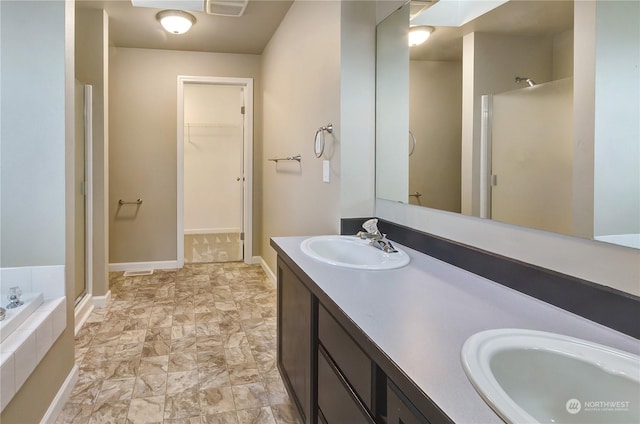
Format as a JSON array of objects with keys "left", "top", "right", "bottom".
[{"left": 515, "top": 76, "right": 536, "bottom": 87}]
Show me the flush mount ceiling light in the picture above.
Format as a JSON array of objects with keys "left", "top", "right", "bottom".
[
  {"left": 409, "top": 25, "right": 435, "bottom": 46},
  {"left": 156, "top": 10, "right": 196, "bottom": 34}
]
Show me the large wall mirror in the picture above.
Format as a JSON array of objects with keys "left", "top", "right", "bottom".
[{"left": 376, "top": 0, "right": 639, "bottom": 249}]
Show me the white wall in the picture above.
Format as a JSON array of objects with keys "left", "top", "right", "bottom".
[
  {"left": 593, "top": 0, "right": 640, "bottom": 238},
  {"left": 260, "top": 0, "right": 342, "bottom": 272},
  {"left": 1, "top": 1, "right": 66, "bottom": 266},
  {"left": 340, "top": 1, "right": 376, "bottom": 219}
]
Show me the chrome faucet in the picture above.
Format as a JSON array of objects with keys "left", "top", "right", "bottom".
[
  {"left": 356, "top": 219, "right": 398, "bottom": 253},
  {"left": 6, "top": 286, "right": 23, "bottom": 309}
]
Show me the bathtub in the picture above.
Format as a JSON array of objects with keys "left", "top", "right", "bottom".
[{"left": 0, "top": 292, "right": 44, "bottom": 343}]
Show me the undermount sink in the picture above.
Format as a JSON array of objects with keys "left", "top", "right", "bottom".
[
  {"left": 300, "top": 235, "right": 410, "bottom": 270},
  {"left": 461, "top": 329, "right": 640, "bottom": 424}
]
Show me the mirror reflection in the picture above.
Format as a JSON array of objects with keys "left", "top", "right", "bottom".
[{"left": 376, "top": 0, "right": 639, "bottom": 249}]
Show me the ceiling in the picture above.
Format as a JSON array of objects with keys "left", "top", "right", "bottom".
[
  {"left": 77, "top": 0, "right": 294, "bottom": 54},
  {"left": 411, "top": 0, "right": 574, "bottom": 61}
]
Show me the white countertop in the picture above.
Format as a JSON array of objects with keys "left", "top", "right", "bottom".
[{"left": 272, "top": 236, "right": 640, "bottom": 424}]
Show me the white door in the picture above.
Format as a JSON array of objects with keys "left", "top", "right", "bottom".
[{"left": 183, "top": 84, "right": 244, "bottom": 263}]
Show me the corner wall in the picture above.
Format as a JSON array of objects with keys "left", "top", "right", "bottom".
[
  {"left": 76, "top": 7, "right": 109, "bottom": 297},
  {"left": 0, "top": 1, "right": 75, "bottom": 421},
  {"left": 260, "top": 0, "right": 342, "bottom": 273}
]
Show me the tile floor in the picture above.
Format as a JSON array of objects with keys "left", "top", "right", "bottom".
[
  {"left": 184, "top": 234, "right": 243, "bottom": 264},
  {"left": 56, "top": 262, "right": 301, "bottom": 424}
]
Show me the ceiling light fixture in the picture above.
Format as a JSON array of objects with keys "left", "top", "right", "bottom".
[
  {"left": 409, "top": 25, "right": 435, "bottom": 46},
  {"left": 156, "top": 10, "right": 196, "bottom": 34}
]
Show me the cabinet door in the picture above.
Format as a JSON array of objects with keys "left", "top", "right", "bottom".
[
  {"left": 319, "top": 305, "right": 373, "bottom": 411},
  {"left": 277, "top": 259, "right": 314, "bottom": 424},
  {"left": 318, "top": 348, "right": 375, "bottom": 424},
  {"left": 387, "top": 381, "right": 430, "bottom": 424}
]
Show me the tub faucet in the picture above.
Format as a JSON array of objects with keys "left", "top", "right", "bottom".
[
  {"left": 6, "top": 286, "right": 23, "bottom": 309},
  {"left": 356, "top": 219, "right": 398, "bottom": 253}
]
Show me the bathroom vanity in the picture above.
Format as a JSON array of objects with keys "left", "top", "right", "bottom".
[{"left": 271, "top": 234, "right": 639, "bottom": 424}]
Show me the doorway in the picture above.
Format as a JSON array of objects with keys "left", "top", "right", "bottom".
[{"left": 177, "top": 76, "right": 253, "bottom": 267}]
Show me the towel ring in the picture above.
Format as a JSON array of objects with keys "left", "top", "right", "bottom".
[
  {"left": 409, "top": 130, "right": 416, "bottom": 157},
  {"left": 314, "top": 123, "right": 333, "bottom": 158}
]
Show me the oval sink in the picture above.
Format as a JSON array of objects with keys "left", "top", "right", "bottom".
[
  {"left": 461, "top": 329, "right": 640, "bottom": 424},
  {"left": 300, "top": 235, "right": 410, "bottom": 270}
]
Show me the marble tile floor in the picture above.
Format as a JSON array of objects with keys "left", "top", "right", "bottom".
[{"left": 56, "top": 262, "right": 301, "bottom": 424}]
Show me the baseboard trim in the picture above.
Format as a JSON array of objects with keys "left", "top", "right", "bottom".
[
  {"left": 74, "top": 294, "right": 94, "bottom": 336},
  {"left": 40, "top": 364, "right": 79, "bottom": 424},
  {"left": 184, "top": 228, "right": 241, "bottom": 235},
  {"left": 93, "top": 290, "right": 111, "bottom": 308},
  {"left": 254, "top": 256, "right": 276, "bottom": 287},
  {"left": 108, "top": 260, "right": 179, "bottom": 272}
]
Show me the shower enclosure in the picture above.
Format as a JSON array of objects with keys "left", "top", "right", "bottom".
[{"left": 481, "top": 78, "right": 573, "bottom": 235}]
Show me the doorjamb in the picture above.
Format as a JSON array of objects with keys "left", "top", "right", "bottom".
[
  {"left": 177, "top": 76, "right": 254, "bottom": 267},
  {"left": 85, "top": 84, "right": 94, "bottom": 297}
]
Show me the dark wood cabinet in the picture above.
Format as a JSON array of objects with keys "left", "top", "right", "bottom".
[
  {"left": 277, "top": 259, "right": 315, "bottom": 424},
  {"left": 387, "top": 380, "right": 430, "bottom": 424},
  {"left": 276, "top": 254, "right": 450, "bottom": 424},
  {"left": 318, "top": 305, "right": 374, "bottom": 412},
  {"left": 317, "top": 347, "right": 375, "bottom": 424}
]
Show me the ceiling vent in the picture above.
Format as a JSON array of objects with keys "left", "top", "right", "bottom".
[
  {"left": 206, "top": 0, "right": 248, "bottom": 17},
  {"left": 410, "top": 0, "right": 439, "bottom": 21},
  {"left": 131, "top": 0, "right": 204, "bottom": 12}
]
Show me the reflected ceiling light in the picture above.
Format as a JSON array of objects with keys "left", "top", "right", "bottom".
[
  {"left": 156, "top": 10, "right": 196, "bottom": 34},
  {"left": 409, "top": 25, "right": 435, "bottom": 46}
]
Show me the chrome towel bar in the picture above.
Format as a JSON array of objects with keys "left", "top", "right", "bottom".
[
  {"left": 119, "top": 198, "right": 143, "bottom": 205},
  {"left": 268, "top": 155, "right": 302, "bottom": 163}
]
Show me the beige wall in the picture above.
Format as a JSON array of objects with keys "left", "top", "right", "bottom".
[
  {"left": 76, "top": 7, "right": 109, "bottom": 297},
  {"left": 0, "top": 1, "right": 75, "bottom": 421},
  {"left": 573, "top": 1, "right": 596, "bottom": 239},
  {"left": 409, "top": 60, "right": 462, "bottom": 212},
  {"left": 260, "top": 0, "right": 342, "bottom": 272},
  {"left": 109, "top": 48, "right": 261, "bottom": 265}
]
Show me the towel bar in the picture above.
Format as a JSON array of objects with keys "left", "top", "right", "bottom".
[{"left": 119, "top": 198, "right": 143, "bottom": 205}]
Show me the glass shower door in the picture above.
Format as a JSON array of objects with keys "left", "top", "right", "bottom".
[{"left": 490, "top": 78, "right": 574, "bottom": 235}]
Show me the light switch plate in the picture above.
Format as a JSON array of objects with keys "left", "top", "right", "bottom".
[{"left": 323, "top": 160, "right": 330, "bottom": 183}]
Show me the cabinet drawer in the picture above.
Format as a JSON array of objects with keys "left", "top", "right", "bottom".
[
  {"left": 387, "top": 380, "right": 430, "bottom": 424},
  {"left": 318, "top": 305, "right": 372, "bottom": 410},
  {"left": 318, "top": 348, "right": 374, "bottom": 424}
]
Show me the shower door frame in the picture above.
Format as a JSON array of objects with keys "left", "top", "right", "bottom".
[{"left": 176, "top": 76, "right": 254, "bottom": 267}]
